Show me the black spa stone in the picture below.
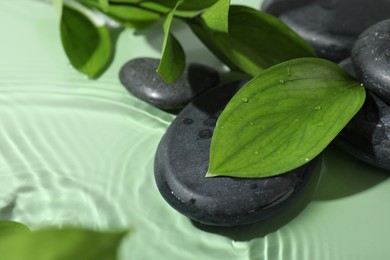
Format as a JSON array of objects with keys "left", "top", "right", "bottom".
[
  {"left": 352, "top": 18, "right": 390, "bottom": 104},
  {"left": 154, "top": 81, "right": 320, "bottom": 226},
  {"left": 119, "top": 58, "right": 219, "bottom": 111},
  {"left": 336, "top": 58, "right": 390, "bottom": 170},
  {"left": 261, "top": 0, "right": 390, "bottom": 62}
]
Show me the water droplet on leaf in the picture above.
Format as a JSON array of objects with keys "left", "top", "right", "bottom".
[
  {"left": 254, "top": 151, "right": 259, "bottom": 155},
  {"left": 316, "top": 122, "right": 325, "bottom": 126},
  {"left": 249, "top": 122, "right": 255, "bottom": 126},
  {"left": 241, "top": 97, "right": 249, "bottom": 103},
  {"left": 314, "top": 105, "right": 322, "bottom": 110},
  {"left": 279, "top": 79, "right": 285, "bottom": 84}
]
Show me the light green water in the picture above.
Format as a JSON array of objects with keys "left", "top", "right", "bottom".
[{"left": 1, "top": 1, "right": 390, "bottom": 259}]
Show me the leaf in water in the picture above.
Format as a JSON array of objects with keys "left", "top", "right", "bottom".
[
  {"left": 189, "top": 5, "right": 316, "bottom": 76},
  {"left": 0, "top": 221, "right": 30, "bottom": 238},
  {"left": 60, "top": 2, "right": 113, "bottom": 78},
  {"left": 207, "top": 58, "right": 366, "bottom": 178},
  {"left": 157, "top": 0, "right": 185, "bottom": 83},
  {"left": 0, "top": 225, "right": 128, "bottom": 260},
  {"left": 201, "top": 0, "right": 230, "bottom": 33}
]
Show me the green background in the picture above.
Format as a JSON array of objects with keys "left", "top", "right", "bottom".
[{"left": 0, "top": 1, "right": 389, "bottom": 259}]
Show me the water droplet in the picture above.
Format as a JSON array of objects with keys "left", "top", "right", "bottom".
[
  {"left": 279, "top": 79, "right": 285, "bottom": 84},
  {"left": 220, "top": 126, "right": 225, "bottom": 129},
  {"left": 287, "top": 67, "right": 291, "bottom": 76},
  {"left": 199, "top": 129, "right": 213, "bottom": 139},
  {"left": 254, "top": 151, "right": 259, "bottom": 155},
  {"left": 316, "top": 122, "right": 325, "bottom": 126},
  {"left": 241, "top": 97, "right": 249, "bottom": 103},
  {"left": 360, "top": 83, "right": 364, "bottom": 87},
  {"left": 314, "top": 105, "right": 322, "bottom": 110},
  {"left": 249, "top": 121, "right": 255, "bottom": 126},
  {"left": 305, "top": 158, "right": 310, "bottom": 162},
  {"left": 183, "top": 118, "right": 194, "bottom": 125}
]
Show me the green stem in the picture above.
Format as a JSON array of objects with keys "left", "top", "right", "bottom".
[
  {"left": 107, "top": 0, "right": 196, "bottom": 20},
  {"left": 108, "top": 0, "right": 166, "bottom": 15}
]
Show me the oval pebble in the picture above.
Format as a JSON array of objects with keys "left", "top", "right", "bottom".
[
  {"left": 352, "top": 18, "right": 390, "bottom": 104},
  {"left": 119, "top": 58, "right": 219, "bottom": 111},
  {"left": 336, "top": 58, "right": 390, "bottom": 170},
  {"left": 262, "top": 0, "right": 390, "bottom": 62},
  {"left": 154, "top": 81, "right": 321, "bottom": 226}
]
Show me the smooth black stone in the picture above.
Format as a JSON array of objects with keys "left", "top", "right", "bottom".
[
  {"left": 337, "top": 58, "right": 390, "bottom": 170},
  {"left": 336, "top": 92, "right": 390, "bottom": 170},
  {"left": 352, "top": 19, "right": 390, "bottom": 104},
  {"left": 119, "top": 58, "right": 219, "bottom": 111},
  {"left": 262, "top": 0, "right": 390, "bottom": 62},
  {"left": 154, "top": 81, "right": 320, "bottom": 226}
]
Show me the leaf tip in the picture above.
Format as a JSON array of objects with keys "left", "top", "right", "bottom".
[{"left": 205, "top": 171, "right": 217, "bottom": 178}]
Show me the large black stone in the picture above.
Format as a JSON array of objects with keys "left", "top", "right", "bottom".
[
  {"left": 336, "top": 58, "right": 390, "bottom": 171},
  {"left": 119, "top": 58, "right": 219, "bottom": 111},
  {"left": 352, "top": 18, "right": 390, "bottom": 104},
  {"left": 154, "top": 81, "right": 320, "bottom": 226},
  {"left": 262, "top": 0, "right": 390, "bottom": 62}
]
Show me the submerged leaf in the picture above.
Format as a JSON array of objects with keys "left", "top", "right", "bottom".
[
  {"left": 157, "top": 0, "right": 185, "bottom": 83},
  {"left": 208, "top": 58, "right": 365, "bottom": 178},
  {"left": 0, "top": 221, "right": 30, "bottom": 238},
  {"left": 189, "top": 5, "right": 316, "bottom": 76},
  {"left": 60, "top": 2, "right": 113, "bottom": 78},
  {"left": 201, "top": 0, "right": 230, "bottom": 32},
  {"left": 0, "top": 224, "right": 128, "bottom": 260}
]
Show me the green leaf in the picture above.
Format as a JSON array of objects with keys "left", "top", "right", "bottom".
[
  {"left": 157, "top": 0, "right": 185, "bottom": 83},
  {"left": 201, "top": 0, "right": 230, "bottom": 33},
  {"left": 0, "top": 221, "right": 30, "bottom": 238},
  {"left": 0, "top": 225, "right": 128, "bottom": 260},
  {"left": 189, "top": 5, "right": 316, "bottom": 76},
  {"left": 60, "top": 2, "right": 113, "bottom": 78},
  {"left": 207, "top": 58, "right": 366, "bottom": 178}
]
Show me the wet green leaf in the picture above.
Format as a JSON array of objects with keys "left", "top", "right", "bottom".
[
  {"left": 207, "top": 58, "right": 365, "bottom": 178},
  {"left": 189, "top": 5, "right": 316, "bottom": 76},
  {"left": 0, "top": 223, "right": 128, "bottom": 260},
  {"left": 60, "top": 2, "right": 113, "bottom": 78},
  {"left": 157, "top": 0, "right": 185, "bottom": 83},
  {"left": 201, "top": 0, "right": 230, "bottom": 32}
]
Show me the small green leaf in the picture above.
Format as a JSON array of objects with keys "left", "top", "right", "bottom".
[
  {"left": 0, "top": 225, "right": 128, "bottom": 260},
  {"left": 201, "top": 0, "right": 230, "bottom": 33},
  {"left": 189, "top": 5, "right": 316, "bottom": 76},
  {"left": 157, "top": 0, "right": 185, "bottom": 83},
  {"left": 60, "top": 2, "right": 113, "bottom": 78},
  {"left": 208, "top": 58, "right": 366, "bottom": 178}
]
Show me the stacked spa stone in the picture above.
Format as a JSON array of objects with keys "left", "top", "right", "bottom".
[
  {"left": 263, "top": 0, "right": 390, "bottom": 171},
  {"left": 337, "top": 19, "right": 390, "bottom": 170},
  {"left": 119, "top": 0, "right": 390, "bottom": 226},
  {"left": 261, "top": 0, "right": 390, "bottom": 62}
]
